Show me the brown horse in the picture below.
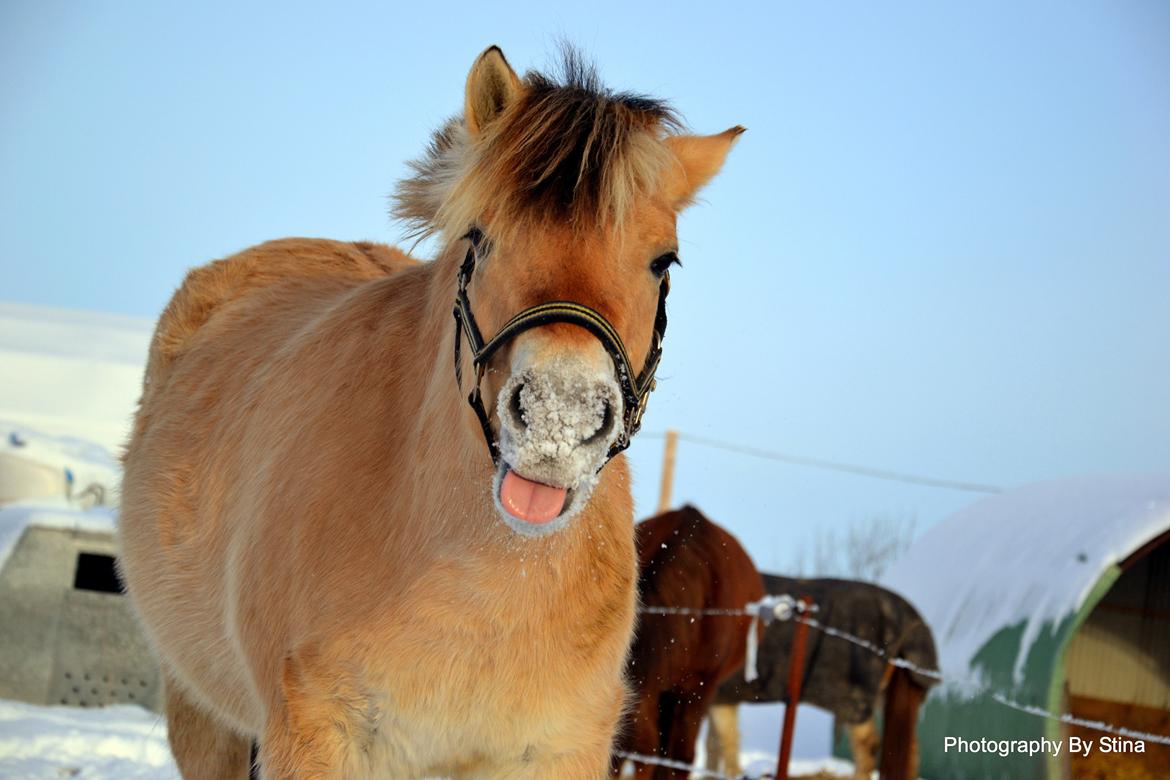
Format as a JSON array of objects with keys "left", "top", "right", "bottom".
[
  {"left": 615, "top": 506, "right": 765, "bottom": 779},
  {"left": 117, "top": 47, "right": 741, "bottom": 779},
  {"left": 707, "top": 575, "right": 938, "bottom": 780}
]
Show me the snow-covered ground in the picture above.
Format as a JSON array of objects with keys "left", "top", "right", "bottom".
[{"left": 0, "top": 700, "right": 177, "bottom": 780}]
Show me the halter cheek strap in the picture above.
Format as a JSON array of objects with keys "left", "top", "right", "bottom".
[{"left": 452, "top": 232, "right": 668, "bottom": 467}]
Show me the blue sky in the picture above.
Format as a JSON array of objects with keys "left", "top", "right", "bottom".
[{"left": 3, "top": 1, "right": 1168, "bottom": 572}]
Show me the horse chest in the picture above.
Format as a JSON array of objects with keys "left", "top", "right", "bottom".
[{"left": 330, "top": 604, "right": 621, "bottom": 776}]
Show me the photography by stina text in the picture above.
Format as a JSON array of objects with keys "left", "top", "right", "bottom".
[{"left": 943, "top": 735, "right": 1147, "bottom": 758}]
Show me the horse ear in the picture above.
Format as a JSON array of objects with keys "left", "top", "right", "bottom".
[
  {"left": 664, "top": 126, "right": 745, "bottom": 208},
  {"left": 464, "top": 46, "right": 523, "bottom": 136}
]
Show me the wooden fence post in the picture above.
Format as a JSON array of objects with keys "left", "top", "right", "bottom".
[
  {"left": 656, "top": 429, "right": 678, "bottom": 513},
  {"left": 776, "top": 603, "right": 812, "bottom": 780}
]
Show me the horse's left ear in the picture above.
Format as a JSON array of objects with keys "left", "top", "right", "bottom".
[
  {"left": 664, "top": 126, "right": 745, "bottom": 208},
  {"left": 465, "top": 46, "right": 523, "bottom": 136}
]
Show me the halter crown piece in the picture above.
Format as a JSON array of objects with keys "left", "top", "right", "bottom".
[{"left": 453, "top": 229, "right": 669, "bottom": 468}]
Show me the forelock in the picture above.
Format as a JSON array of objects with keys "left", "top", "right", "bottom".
[{"left": 393, "top": 47, "right": 681, "bottom": 243}]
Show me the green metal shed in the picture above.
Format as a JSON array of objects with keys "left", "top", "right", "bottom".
[{"left": 881, "top": 475, "right": 1170, "bottom": 779}]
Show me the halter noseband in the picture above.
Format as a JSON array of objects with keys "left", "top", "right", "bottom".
[{"left": 452, "top": 229, "right": 669, "bottom": 467}]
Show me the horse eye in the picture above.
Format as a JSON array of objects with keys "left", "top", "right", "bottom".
[
  {"left": 650, "top": 252, "right": 680, "bottom": 277},
  {"left": 464, "top": 227, "right": 484, "bottom": 246}
]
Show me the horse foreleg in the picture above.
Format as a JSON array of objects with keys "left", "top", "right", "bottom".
[
  {"left": 661, "top": 688, "right": 716, "bottom": 780},
  {"left": 704, "top": 710, "right": 722, "bottom": 774},
  {"left": 484, "top": 686, "right": 626, "bottom": 780},
  {"left": 706, "top": 703, "right": 740, "bottom": 778},
  {"left": 649, "top": 691, "right": 683, "bottom": 780},
  {"left": 164, "top": 671, "right": 253, "bottom": 780},
  {"left": 485, "top": 747, "right": 616, "bottom": 780},
  {"left": 258, "top": 653, "right": 379, "bottom": 780},
  {"left": 616, "top": 692, "right": 665, "bottom": 780},
  {"left": 847, "top": 718, "right": 879, "bottom": 780}
]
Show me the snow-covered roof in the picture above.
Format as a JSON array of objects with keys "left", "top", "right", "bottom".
[
  {"left": 0, "top": 302, "right": 150, "bottom": 452},
  {"left": 2, "top": 422, "right": 121, "bottom": 499},
  {"left": 0, "top": 423, "right": 122, "bottom": 570},
  {"left": 0, "top": 499, "right": 118, "bottom": 573},
  {"left": 883, "top": 474, "right": 1170, "bottom": 689}
]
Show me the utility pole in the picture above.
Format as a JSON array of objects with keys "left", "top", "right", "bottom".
[{"left": 656, "top": 429, "right": 678, "bottom": 513}]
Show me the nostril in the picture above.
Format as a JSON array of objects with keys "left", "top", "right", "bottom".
[
  {"left": 583, "top": 397, "right": 617, "bottom": 446},
  {"left": 509, "top": 383, "right": 527, "bottom": 429}
]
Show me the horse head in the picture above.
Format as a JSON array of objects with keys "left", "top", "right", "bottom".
[{"left": 397, "top": 46, "right": 742, "bottom": 536}]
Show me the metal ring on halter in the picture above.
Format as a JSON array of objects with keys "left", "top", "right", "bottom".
[{"left": 452, "top": 228, "right": 669, "bottom": 467}]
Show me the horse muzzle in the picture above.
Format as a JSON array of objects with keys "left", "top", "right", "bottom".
[{"left": 491, "top": 354, "right": 623, "bottom": 536}]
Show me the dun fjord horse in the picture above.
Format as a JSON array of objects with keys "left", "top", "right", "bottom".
[
  {"left": 118, "top": 47, "right": 741, "bottom": 779},
  {"left": 707, "top": 576, "right": 938, "bottom": 780},
  {"left": 615, "top": 506, "right": 765, "bottom": 779}
]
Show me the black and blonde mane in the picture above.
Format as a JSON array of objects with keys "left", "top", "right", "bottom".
[{"left": 395, "top": 49, "right": 681, "bottom": 241}]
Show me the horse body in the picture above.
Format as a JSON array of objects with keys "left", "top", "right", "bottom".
[
  {"left": 617, "top": 506, "right": 765, "bottom": 779},
  {"left": 123, "top": 236, "right": 640, "bottom": 776},
  {"left": 710, "top": 575, "right": 938, "bottom": 780},
  {"left": 119, "top": 48, "right": 740, "bottom": 779},
  {"left": 716, "top": 575, "right": 938, "bottom": 721}
]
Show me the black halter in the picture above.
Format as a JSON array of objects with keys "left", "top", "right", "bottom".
[{"left": 452, "top": 230, "right": 669, "bottom": 467}]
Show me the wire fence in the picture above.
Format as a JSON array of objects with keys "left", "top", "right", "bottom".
[
  {"left": 639, "top": 431, "right": 1003, "bottom": 494},
  {"left": 621, "top": 593, "right": 1170, "bottom": 780}
]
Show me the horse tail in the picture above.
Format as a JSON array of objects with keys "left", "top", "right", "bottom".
[{"left": 878, "top": 665, "right": 925, "bottom": 780}]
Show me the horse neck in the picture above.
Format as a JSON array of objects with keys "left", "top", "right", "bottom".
[
  {"left": 405, "top": 245, "right": 520, "bottom": 536},
  {"left": 412, "top": 244, "right": 490, "bottom": 487}
]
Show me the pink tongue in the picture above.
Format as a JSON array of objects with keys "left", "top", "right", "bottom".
[{"left": 500, "top": 469, "right": 567, "bottom": 524}]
